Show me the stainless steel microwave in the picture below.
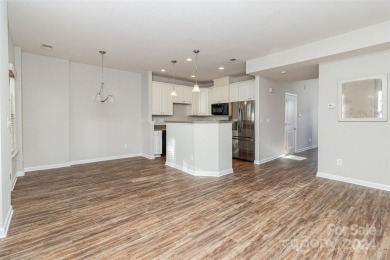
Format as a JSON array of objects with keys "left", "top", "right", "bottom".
[{"left": 211, "top": 103, "right": 229, "bottom": 115}]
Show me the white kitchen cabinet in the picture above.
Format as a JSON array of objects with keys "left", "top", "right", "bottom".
[
  {"left": 229, "top": 80, "right": 255, "bottom": 102},
  {"left": 211, "top": 85, "right": 229, "bottom": 104},
  {"left": 173, "top": 85, "right": 192, "bottom": 104},
  {"left": 187, "top": 88, "right": 211, "bottom": 116},
  {"left": 154, "top": 130, "right": 162, "bottom": 155},
  {"left": 239, "top": 80, "right": 255, "bottom": 101},
  {"left": 229, "top": 83, "right": 239, "bottom": 102},
  {"left": 198, "top": 89, "right": 210, "bottom": 115},
  {"left": 152, "top": 82, "right": 173, "bottom": 115}
]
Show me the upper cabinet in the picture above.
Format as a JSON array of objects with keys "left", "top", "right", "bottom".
[
  {"left": 188, "top": 88, "right": 211, "bottom": 116},
  {"left": 152, "top": 82, "right": 173, "bottom": 115},
  {"left": 229, "top": 83, "right": 239, "bottom": 102},
  {"left": 229, "top": 80, "right": 255, "bottom": 102},
  {"left": 172, "top": 85, "right": 192, "bottom": 104},
  {"left": 211, "top": 85, "right": 229, "bottom": 104}
]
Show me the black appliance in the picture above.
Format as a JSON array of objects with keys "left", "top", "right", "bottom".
[
  {"left": 211, "top": 103, "right": 229, "bottom": 115},
  {"left": 162, "top": 130, "right": 166, "bottom": 156}
]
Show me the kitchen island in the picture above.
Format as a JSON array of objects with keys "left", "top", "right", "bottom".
[{"left": 165, "top": 121, "right": 233, "bottom": 177}]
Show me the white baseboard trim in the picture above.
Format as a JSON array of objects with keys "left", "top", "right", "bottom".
[
  {"left": 296, "top": 145, "right": 318, "bottom": 153},
  {"left": 11, "top": 177, "right": 17, "bottom": 191},
  {"left": 195, "top": 168, "right": 234, "bottom": 177},
  {"left": 254, "top": 154, "right": 285, "bottom": 165},
  {"left": 317, "top": 172, "right": 390, "bottom": 192},
  {"left": 24, "top": 162, "right": 71, "bottom": 173},
  {"left": 166, "top": 162, "right": 233, "bottom": 177},
  {"left": 0, "top": 207, "right": 13, "bottom": 238},
  {"left": 71, "top": 153, "right": 142, "bottom": 166},
  {"left": 24, "top": 154, "right": 146, "bottom": 173},
  {"left": 142, "top": 154, "right": 155, "bottom": 159},
  {"left": 16, "top": 171, "right": 25, "bottom": 177}
]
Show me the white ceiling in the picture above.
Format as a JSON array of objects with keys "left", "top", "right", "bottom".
[{"left": 7, "top": 0, "right": 390, "bottom": 82}]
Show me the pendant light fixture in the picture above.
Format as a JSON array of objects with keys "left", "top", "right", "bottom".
[
  {"left": 95, "top": 51, "right": 114, "bottom": 103},
  {"left": 192, "top": 50, "right": 200, "bottom": 92},
  {"left": 170, "top": 60, "right": 177, "bottom": 96}
]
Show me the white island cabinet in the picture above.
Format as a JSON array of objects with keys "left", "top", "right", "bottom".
[{"left": 165, "top": 121, "right": 233, "bottom": 177}]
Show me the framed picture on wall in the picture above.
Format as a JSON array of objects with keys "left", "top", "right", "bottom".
[{"left": 338, "top": 74, "right": 388, "bottom": 121}]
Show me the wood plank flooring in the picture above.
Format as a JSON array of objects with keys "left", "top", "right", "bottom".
[{"left": 0, "top": 149, "right": 389, "bottom": 259}]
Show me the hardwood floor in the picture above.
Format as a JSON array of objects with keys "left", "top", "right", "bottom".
[{"left": 0, "top": 149, "right": 389, "bottom": 259}]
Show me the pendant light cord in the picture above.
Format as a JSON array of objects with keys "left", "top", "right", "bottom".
[
  {"left": 172, "top": 61, "right": 175, "bottom": 85},
  {"left": 195, "top": 52, "right": 198, "bottom": 85},
  {"left": 101, "top": 52, "right": 104, "bottom": 85}
]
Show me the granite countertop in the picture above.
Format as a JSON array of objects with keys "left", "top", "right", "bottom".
[{"left": 165, "top": 120, "right": 232, "bottom": 124}]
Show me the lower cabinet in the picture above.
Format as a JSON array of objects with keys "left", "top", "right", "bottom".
[{"left": 154, "top": 130, "right": 162, "bottom": 155}]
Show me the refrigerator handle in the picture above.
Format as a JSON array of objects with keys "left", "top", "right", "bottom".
[
  {"left": 241, "top": 103, "right": 244, "bottom": 131},
  {"left": 238, "top": 105, "right": 241, "bottom": 133}
]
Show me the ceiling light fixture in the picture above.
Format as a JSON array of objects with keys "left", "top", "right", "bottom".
[
  {"left": 191, "top": 75, "right": 195, "bottom": 78},
  {"left": 95, "top": 51, "right": 114, "bottom": 103},
  {"left": 219, "top": 67, "right": 224, "bottom": 70},
  {"left": 186, "top": 58, "right": 192, "bottom": 62},
  {"left": 161, "top": 69, "right": 166, "bottom": 72},
  {"left": 170, "top": 60, "right": 177, "bottom": 96},
  {"left": 192, "top": 50, "right": 200, "bottom": 93}
]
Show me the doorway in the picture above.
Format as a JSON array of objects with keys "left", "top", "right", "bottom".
[{"left": 285, "top": 93, "right": 297, "bottom": 155}]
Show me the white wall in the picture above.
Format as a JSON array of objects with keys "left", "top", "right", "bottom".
[
  {"left": 69, "top": 62, "right": 141, "bottom": 162},
  {"left": 256, "top": 76, "right": 285, "bottom": 163},
  {"left": 255, "top": 76, "right": 319, "bottom": 163},
  {"left": 141, "top": 71, "right": 154, "bottom": 158},
  {"left": 0, "top": 0, "right": 12, "bottom": 236},
  {"left": 318, "top": 49, "right": 390, "bottom": 187},
  {"left": 247, "top": 21, "right": 390, "bottom": 74},
  {"left": 22, "top": 53, "right": 70, "bottom": 169},
  {"left": 22, "top": 53, "right": 143, "bottom": 169}
]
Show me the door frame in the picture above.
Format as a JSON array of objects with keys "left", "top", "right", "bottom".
[{"left": 285, "top": 93, "right": 298, "bottom": 155}]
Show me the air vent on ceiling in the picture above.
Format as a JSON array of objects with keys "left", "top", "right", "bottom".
[
  {"left": 224, "top": 58, "right": 237, "bottom": 63},
  {"left": 41, "top": 43, "right": 53, "bottom": 50}
]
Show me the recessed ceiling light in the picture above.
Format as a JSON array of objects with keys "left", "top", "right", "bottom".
[
  {"left": 41, "top": 43, "right": 53, "bottom": 50},
  {"left": 281, "top": 70, "right": 287, "bottom": 74},
  {"left": 219, "top": 67, "right": 224, "bottom": 70},
  {"left": 186, "top": 58, "right": 192, "bottom": 62},
  {"left": 161, "top": 69, "right": 166, "bottom": 72},
  {"left": 191, "top": 75, "right": 196, "bottom": 78}
]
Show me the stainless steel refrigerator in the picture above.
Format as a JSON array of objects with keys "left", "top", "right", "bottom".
[{"left": 230, "top": 101, "right": 255, "bottom": 161}]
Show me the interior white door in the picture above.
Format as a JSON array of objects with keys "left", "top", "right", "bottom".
[{"left": 285, "top": 93, "right": 297, "bottom": 155}]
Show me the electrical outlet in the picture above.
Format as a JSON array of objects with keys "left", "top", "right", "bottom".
[
  {"left": 124, "top": 144, "right": 128, "bottom": 149},
  {"left": 337, "top": 159, "right": 343, "bottom": 166}
]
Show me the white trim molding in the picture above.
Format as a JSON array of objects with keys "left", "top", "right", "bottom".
[
  {"left": 16, "top": 171, "right": 25, "bottom": 177},
  {"left": 295, "top": 145, "right": 318, "bottom": 153},
  {"left": 254, "top": 154, "right": 285, "bottom": 165},
  {"left": 24, "top": 162, "right": 71, "bottom": 173},
  {"left": 166, "top": 162, "right": 233, "bottom": 177},
  {"left": 23, "top": 153, "right": 148, "bottom": 173},
  {"left": 317, "top": 172, "right": 390, "bottom": 192},
  {"left": 0, "top": 207, "right": 14, "bottom": 238},
  {"left": 142, "top": 154, "right": 156, "bottom": 159},
  {"left": 11, "top": 177, "right": 17, "bottom": 191},
  {"left": 71, "top": 153, "right": 142, "bottom": 165}
]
